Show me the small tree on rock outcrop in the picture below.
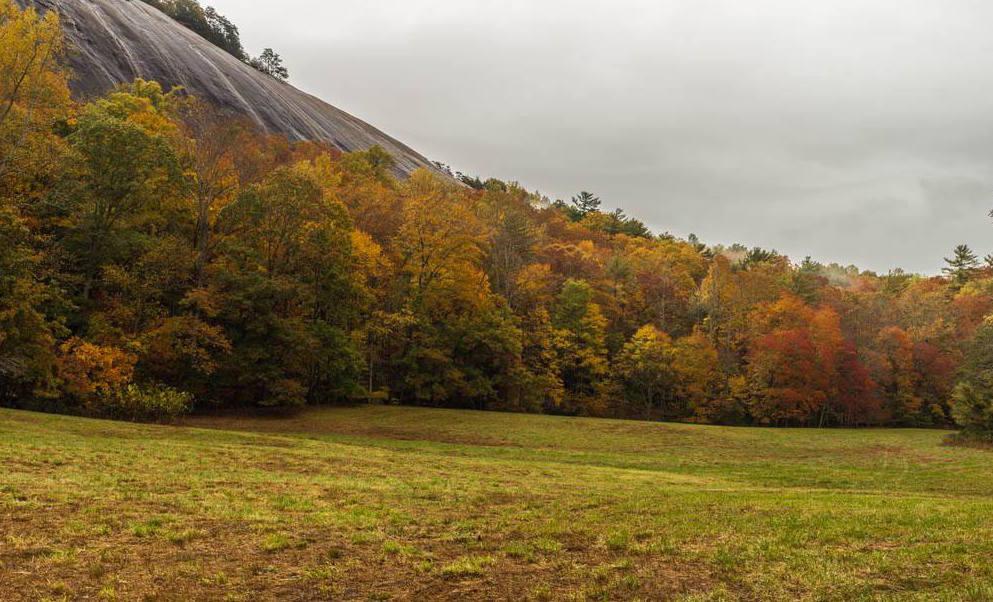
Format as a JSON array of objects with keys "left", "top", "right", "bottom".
[{"left": 251, "top": 48, "right": 289, "bottom": 81}]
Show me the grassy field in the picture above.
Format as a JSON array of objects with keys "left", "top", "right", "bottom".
[{"left": 2, "top": 407, "right": 993, "bottom": 601}]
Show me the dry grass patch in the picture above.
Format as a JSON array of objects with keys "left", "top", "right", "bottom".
[{"left": 3, "top": 406, "right": 993, "bottom": 600}]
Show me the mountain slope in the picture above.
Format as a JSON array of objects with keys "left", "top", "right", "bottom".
[{"left": 18, "top": 0, "right": 438, "bottom": 176}]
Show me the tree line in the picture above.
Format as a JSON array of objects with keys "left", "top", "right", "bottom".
[
  {"left": 138, "top": 0, "right": 289, "bottom": 81},
  {"left": 3, "top": 0, "right": 993, "bottom": 432}
]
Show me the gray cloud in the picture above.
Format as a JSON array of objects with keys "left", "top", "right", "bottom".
[{"left": 210, "top": 0, "right": 993, "bottom": 273}]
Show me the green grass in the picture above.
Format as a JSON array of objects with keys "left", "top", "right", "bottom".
[
  {"left": 440, "top": 554, "right": 496, "bottom": 578},
  {"left": 2, "top": 405, "right": 993, "bottom": 600}
]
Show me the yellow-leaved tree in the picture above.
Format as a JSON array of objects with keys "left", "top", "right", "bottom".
[
  {"left": 0, "top": 0, "right": 71, "bottom": 404},
  {"left": 0, "top": 0, "right": 71, "bottom": 189}
]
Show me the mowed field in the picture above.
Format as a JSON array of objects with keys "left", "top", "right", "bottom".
[{"left": 2, "top": 407, "right": 993, "bottom": 601}]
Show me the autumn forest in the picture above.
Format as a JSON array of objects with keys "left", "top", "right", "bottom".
[{"left": 4, "top": 0, "right": 993, "bottom": 434}]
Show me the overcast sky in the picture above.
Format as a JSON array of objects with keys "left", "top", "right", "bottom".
[{"left": 209, "top": 0, "right": 993, "bottom": 274}]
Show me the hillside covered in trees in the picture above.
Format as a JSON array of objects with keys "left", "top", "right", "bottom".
[{"left": 3, "top": 0, "right": 993, "bottom": 430}]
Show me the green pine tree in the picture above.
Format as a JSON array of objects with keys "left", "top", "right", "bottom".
[{"left": 943, "top": 244, "right": 979, "bottom": 288}]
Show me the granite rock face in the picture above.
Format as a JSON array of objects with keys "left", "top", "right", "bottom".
[{"left": 18, "top": 0, "right": 437, "bottom": 176}]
